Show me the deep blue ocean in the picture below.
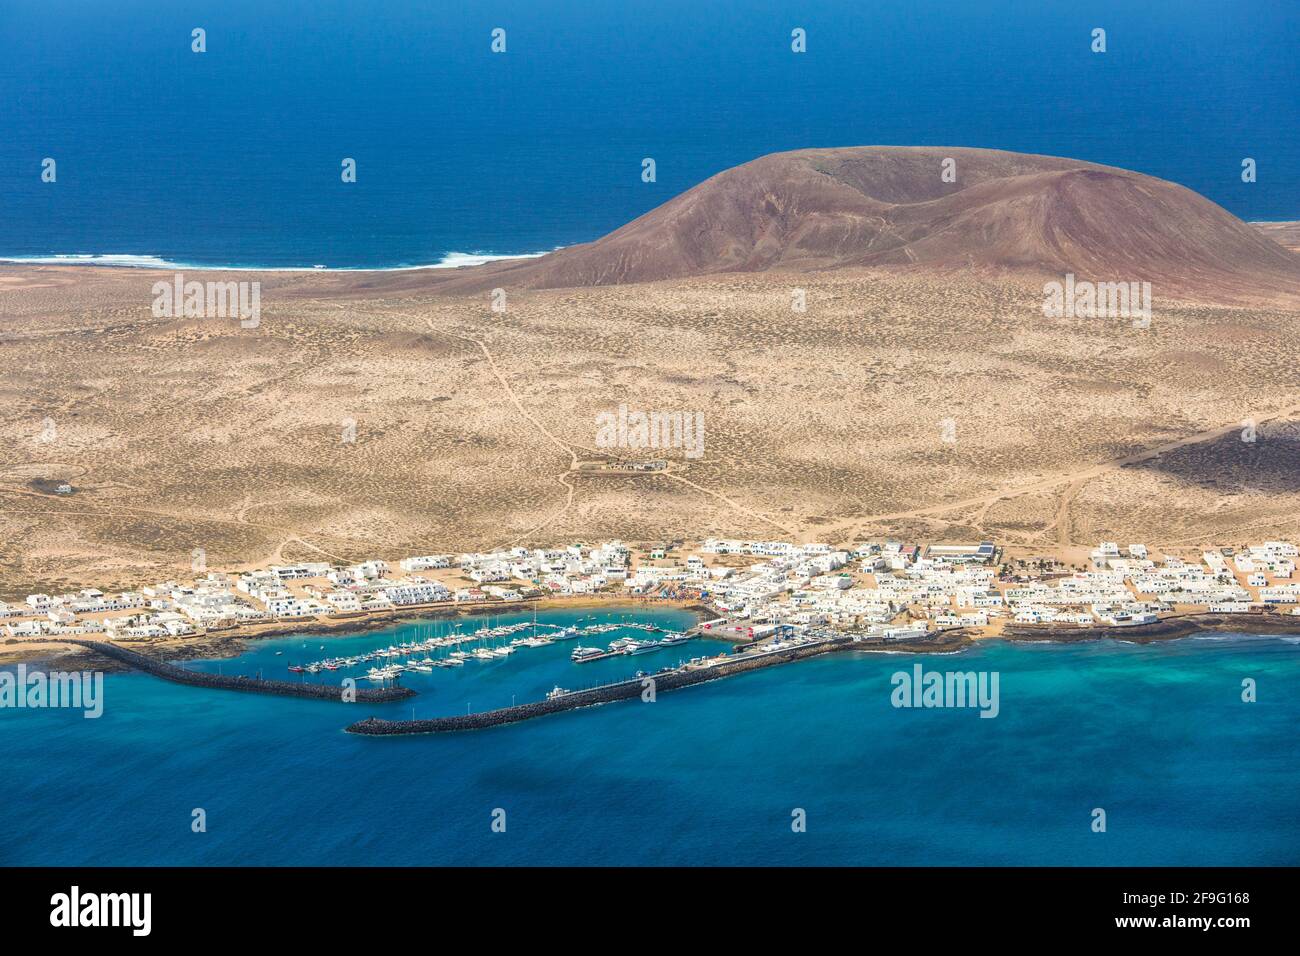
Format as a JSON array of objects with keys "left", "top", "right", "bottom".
[
  {"left": 2, "top": 1, "right": 1298, "bottom": 867},
  {"left": 0, "top": 0, "right": 1296, "bottom": 268},
  {"left": 1, "top": 606, "right": 1298, "bottom": 866}
]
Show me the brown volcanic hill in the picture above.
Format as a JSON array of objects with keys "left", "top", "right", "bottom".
[{"left": 409, "top": 146, "right": 1300, "bottom": 301}]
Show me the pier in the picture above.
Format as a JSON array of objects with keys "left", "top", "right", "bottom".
[
  {"left": 346, "top": 634, "right": 852, "bottom": 735},
  {"left": 55, "top": 639, "right": 416, "bottom": 703}
]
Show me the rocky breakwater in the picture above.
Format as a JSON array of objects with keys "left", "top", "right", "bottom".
[
  {"left": 347, "top": 636, "right": 852, "bottom": 735},
  {"left": 57, "top": 639, "right": 416, "bottom": 702}
]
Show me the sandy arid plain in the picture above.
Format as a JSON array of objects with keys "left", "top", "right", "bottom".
[
  {"left": 2, "top": 261, "right": 1299, "bottom": 597},
  {"left": 2, "top": 148, "right": 1299, "bottom": 596}
]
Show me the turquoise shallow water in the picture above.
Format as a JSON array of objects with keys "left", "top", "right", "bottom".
[{"left": 1, "top": 608, "right": 1297, "bottom": 866}]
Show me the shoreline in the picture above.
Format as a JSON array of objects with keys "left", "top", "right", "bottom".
[
  {"left": 1000, "top": 610, "right": 1300, "bottom": 643},
  {"left": 9, "top": 606, "right": 1297, "bottom": 735},
  {"left": 0, "top": 250, "right": 553, "bottom": 273},
  {"left": 1, "top": 223, "right": 1293, "bottom": 271},
  {"left": 7, "top": 601, "right": 1300, "bottom": 673},
  {"left": 1, "top": 595, "right": 716, "bottom": 670}
]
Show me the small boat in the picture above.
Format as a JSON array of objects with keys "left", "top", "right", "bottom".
[{"left": 288, "top": 665, "right": 305, "bottom": 673}]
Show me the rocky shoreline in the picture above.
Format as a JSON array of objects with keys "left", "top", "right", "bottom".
[{"left": 1001, "top": 610, "right": 1300, "bottom": 643}]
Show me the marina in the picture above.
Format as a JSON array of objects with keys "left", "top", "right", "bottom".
[
  {"left": 280, "top": 615, "right": 697, "bottom": 683},
  {"left": 348, "top": 632, "right": 853, "bottom": 735},
  {"left": 166, "top": 605, "right": 720, "bottom": 719}
]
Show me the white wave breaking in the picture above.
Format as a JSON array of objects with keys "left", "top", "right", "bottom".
[{"left": 0, "top": 249, "right": 555, "bottom": 272}]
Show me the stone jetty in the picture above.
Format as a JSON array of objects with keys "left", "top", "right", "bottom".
[
  {"left": 56, "top": 638, "right": 416, "bottom": 703},
  {"left": 347, "top": 635, "right": 851, "bottom": 735}
]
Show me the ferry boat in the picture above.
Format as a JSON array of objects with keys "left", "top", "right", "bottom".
[
  {"left": 658, "top": 632, "right": 691, "bottom": 647},
  {"left": 621, "top": 639, "right": 661, "bottom": 655},
  {"left": 571, "top": 646, "right": 606, "bottom": 663}
]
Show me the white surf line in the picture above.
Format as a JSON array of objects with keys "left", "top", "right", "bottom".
[{"left": 0, "top": 250, "right": 554, "bottom": 272}]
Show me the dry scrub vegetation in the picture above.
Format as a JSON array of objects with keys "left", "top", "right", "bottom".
[{"left": 1, "top": 264, "right": 1297, "bottom": 594}]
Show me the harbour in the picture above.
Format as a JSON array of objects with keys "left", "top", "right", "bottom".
[
  {"left": 50, "top": 638, "right": 415, "bottom": 703},
  {"left": 347, "top": 631, "right": 852, "bottom": 735},
  {"left": 280, "top": 614, "right": 697, "bottom": 683},
  {"left": 4, "top": 605, "right": 1298, "bottom": 866}
]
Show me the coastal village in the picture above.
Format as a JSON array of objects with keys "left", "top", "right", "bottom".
[{"left": 4, "top": 537, "right": 1300, "bottom": 660}]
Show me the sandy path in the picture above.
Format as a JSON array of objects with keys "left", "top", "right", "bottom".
[
  {"left": 417, "top": 312, "right": 796, "bottom": 540},
  {"left": 803, "top": 400, "right": 1300, "bottom": 543}
]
